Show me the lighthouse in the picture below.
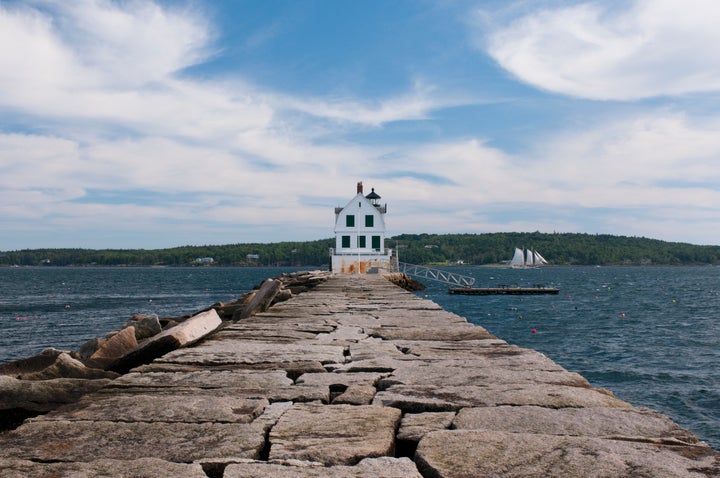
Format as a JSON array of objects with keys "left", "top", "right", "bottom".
[{"left": 331, "top": 182, "right": 393, "bottom": 274}]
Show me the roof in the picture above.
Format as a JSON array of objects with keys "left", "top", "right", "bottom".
[{"left": 365, "top": 188, "right": 381, "bottom": 200}]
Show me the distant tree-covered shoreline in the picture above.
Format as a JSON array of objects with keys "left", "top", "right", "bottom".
[
  {"left": 1, "top": 233, "right": 719, "bottom": 267},
  {"left": 390, "top": 232, "right": 720, "bottom": 266}
]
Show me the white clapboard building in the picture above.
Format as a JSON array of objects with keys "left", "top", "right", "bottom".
[{"left": 331, "top": 182, "right": 393, "bottom": 274}]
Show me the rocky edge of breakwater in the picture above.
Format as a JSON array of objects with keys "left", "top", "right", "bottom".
[{"left": 0, "top": 270, "right": 332, "bottom": 430}]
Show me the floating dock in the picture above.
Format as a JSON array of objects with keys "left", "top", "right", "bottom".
[{"left": 449, "top": 285, "right": 560, "bottom": 295}]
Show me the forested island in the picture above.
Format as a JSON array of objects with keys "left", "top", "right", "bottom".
[{"left": 1, "top": 232, "right": 719, "bottom": 267}]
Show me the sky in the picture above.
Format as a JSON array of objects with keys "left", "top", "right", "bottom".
[{"left": 1, "top": 0, "right": 719, "bottom": 250}]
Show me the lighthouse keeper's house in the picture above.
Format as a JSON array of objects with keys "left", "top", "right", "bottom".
[{"left": 331, "top": 182, "right": 394, "bottom": 274}]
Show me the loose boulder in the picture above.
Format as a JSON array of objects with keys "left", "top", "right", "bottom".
[
  {"left": 233, "top": 279, "right": 282, "bottom": 321},
  {"left": 0, "top": 348, "right": 70, "bottom": 376},
  {"left": 79, "top": 338, "right": 101, "bottom": 360},
  {"left": 85, "top": 326, "right": 138, "bottom": 369},
  {"left": 125, "top": 314, "right": 163, "bottom": 340},
  {"left": 19, "top": 353, "right": 119, "bottom": 381},
  {"left": 107, "top": 309, "right": 222, "bottom": 374},
  {"left": 0, "top": 376, "right": 112, "bottom": 412}
]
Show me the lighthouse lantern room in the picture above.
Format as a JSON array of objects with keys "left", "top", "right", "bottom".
[{"left": 331, "top": 182, "right": 393, "bottom": 274}]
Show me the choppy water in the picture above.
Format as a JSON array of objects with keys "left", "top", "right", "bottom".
[{"left": 0, "top": 265, "right": 718, "bottom": 449}]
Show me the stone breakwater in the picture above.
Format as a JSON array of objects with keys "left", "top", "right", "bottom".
[{"left": 1, "top": 273, "right": 718, "bottom": 477}]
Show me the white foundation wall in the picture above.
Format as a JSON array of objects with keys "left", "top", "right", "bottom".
[{"left": 331, "top": 254, "right": 393, "bottom": 274}]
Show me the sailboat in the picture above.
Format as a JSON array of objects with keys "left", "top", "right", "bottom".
[{"left": 510, "top": 247, "right": 548, "bottom": 268}]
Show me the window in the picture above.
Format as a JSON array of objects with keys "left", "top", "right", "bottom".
[
  {"left": 341, "top": 236, "right": 351, "bottom": 248},
  {"left": 365, "top": 215, "right": 374, "bottom": 227},
  {"left": 358, "top": 235, "right": 366, "bottom": 248},
  {"left": 346, "top": 215, "right": 355, "bottom": 227},
  {"left": 372, "top": 235, "right": 381, "bottom": 250}
]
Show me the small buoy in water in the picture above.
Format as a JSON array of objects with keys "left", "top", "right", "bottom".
[
  {"left": 531, "top": 328, "right": 537, "bottom": 334},
  {"left": 65, "top": 304, "right": 71, "bottom": 309},
  {"left": 620, "top": 312, "right": 625, "bottom": 318}
]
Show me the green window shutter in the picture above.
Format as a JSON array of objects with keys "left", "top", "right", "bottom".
[
  {"left": 359, "top": 236, "right": 366, "bottom": 248},
  {"left": 372, "top": 235, "right": 381, "bottom": 249},
  {"left": 342, "top": 236, "right": 351, "bottom": 248},
  {"left": 346, "top": 215, "right": 355, "bottom": 227},
  {"left": 365, "top": 215, "right": 374, "bottom": 227}
]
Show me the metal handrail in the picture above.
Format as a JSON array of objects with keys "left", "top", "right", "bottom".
[{"left": 398, "top": 262, "right": 475, "bottom": 287}]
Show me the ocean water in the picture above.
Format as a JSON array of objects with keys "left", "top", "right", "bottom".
[{"left": 0, "top": 265, "right": 718, "bottom": 449}]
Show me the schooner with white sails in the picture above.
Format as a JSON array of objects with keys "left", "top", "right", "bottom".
[{"left": 510, "top": 247, "right": 548, "bottom": 268}]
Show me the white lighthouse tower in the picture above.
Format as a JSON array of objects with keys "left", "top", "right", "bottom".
[{"left": 331, "top": 182, "right": 393, "bottom": 274}]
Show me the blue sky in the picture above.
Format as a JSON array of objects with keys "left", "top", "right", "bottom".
[{"left": 1, "top": 0, "right": 719, "bottom": 250}]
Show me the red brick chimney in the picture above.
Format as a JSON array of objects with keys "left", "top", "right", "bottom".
[{"left": 357, "top": 181, "right": 363, "bottom": 194}]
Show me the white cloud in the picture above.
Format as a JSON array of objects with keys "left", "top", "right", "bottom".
[
  {"left": 277, "top": 81, "right": 458, "bottom": 126},
  {"left": 0, "top": 1, "right": 275, "bottom": 140},
  {"left": 536, "top": 114, "right": 720, "bottom": 205},
  {"left": 483, "top": 0, "right": 720, "bottom": 100},
  {"left": 63, "top": 0, "right": 211, "bottom": 86},
  {"left": 0, "top": 4, "right": 82, "bottom": 98},
  {"left": 0, "top": 0, "right": 211, "bottom": 89},
  {"left": 0, "top": 134, "right": 86, "bottom": 218}
]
